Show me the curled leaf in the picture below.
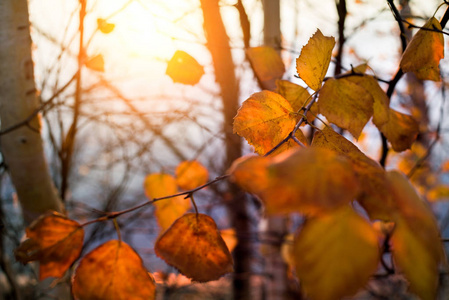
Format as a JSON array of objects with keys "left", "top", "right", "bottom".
[
  {"left": 166, "top": 50, "right": 205, "bottom": 85},
  {"left": 14, "top": 212, "right": 84, "bottom": 280},
  {"left": 72, "top": 240, "right": 156, "bottom": 300},
  {"left": 155, "top": 213, "right": 233, "bottom": 282}
]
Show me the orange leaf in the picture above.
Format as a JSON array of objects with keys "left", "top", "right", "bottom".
[
  {"left": 427, "top": 184, "right": 449, "bottom": 202},
  {"left": 275, "top": 80, "right": 317, "bottom": 123},
  {"left": 175, "top": 160, "right": 209, "bottom": 190},
  {"left": 387, "top": 171, "right": 444, "bottom": 300},
  {"left": 97, "top": 18, "right": 115, "bottom": 34},
  {"left": 14, "top": 212, "right": 84, "bottom": 280},
  {"left": 400, "top": 17, "right": 444, "bottom": 81},
  {"left": 85, "top": 54, "right": 105, "bottom": 72},
  {"left": 72, "top": 240, "right": 156, "bottom": 300},
  {"left": 312, "top": 127, "right": 394, "bottom": 220},
  {"left": 166, "top": 50, "right": 205, "bottom": 85},
  {"left": 296, "top": 29, "right": 335, "bottom": 91},
  {"left": 318, "top": 78, "right": 373, "bottom": 139},
  {"left": 378, "top": 109, "right": 419, "bottom": 152},
  {"left": 233, "top": 90, "right": 296, "bottom": 155},
  {"left": 230, "top": 147, "right": 360, "bottom": 215},
  {"left": 143, "top": 173, "right": 178, "bottom": 200},
  {"left": 155, "top": 213, "right": 233, "bottom": 282},
  {"left": 441, "top": 160, "right": 449, "bottom": 172},
  {"left": 293, "top": 206, "right": 379, "bottom": 300},
  {"left": 246, "top": 46, "right": 285, "bottom": 90},
  {"left": 220, "top": 228, "right": 238, "bottom": 252},
  {"left": 228, "top": 155, "right": 270, "bottom": 195},
  {"left": 154, "top": 196, "right": 191, "bottom": 233}
]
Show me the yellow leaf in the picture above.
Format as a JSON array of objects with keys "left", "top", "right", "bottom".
[
  {"left": 175, "top": 160, "right": 209, "bottom": 190},
  {"left": 72, "top": 240, "right": 156, "bottom": 300},
  {"left": 233, "top": 90, "right": 296, "bottom": 155},
  {"left": 97, "top": 18, "right": 115, "bottom": 34},
  {"left": 312, "top": 127, "right": 394, "bottom": 220},
  {"left": 296, "top": 29, "right": 335, "bottom": 91},
  {"left": 293, "top": 206, "right": 379, "bottom": 300},
  {"left": 318, "top": 78, "right": 374, "bottom": 139},
  {"left": 155, "top": 213, "right": 233, "bottom": 282},
  {"left": 166, "top": 50, "right": 205, "bottom": 85},
  {"left": 400, "top": 17, "right": 444, "bottom": 81},
  {"left": 387, "top": 171, "right": 444, "bottom": 300},
  {"left": 275, "top": 80, "right": 317, "bottom": 123},
  {"left": 379, "top": 109, "right": 419, "bottom": 152},
  {"left": 85, "top": 54, "right": 105, "bottom": 72},
  {"left": 230, "top": 147, "right": 360, "bottom": 215},
  {"left": 143, "top": 173, "right": 178, "bottom": 200},
  {"left": 14, "top": 212, "right": 84, "bottom": 280},
  {"left": 220, "top": 228, "right": 238, "bottom": 252},
  {"left": 154, "top": 196, "right": 191, "bottom": 233},
  {"left": 246, "top": 46, "right": 285, "bottom": 90},
  {"left": 427, "top": 184, "right": 449, "bottom": 202}
]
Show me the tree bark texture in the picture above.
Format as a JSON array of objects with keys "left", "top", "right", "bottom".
[
  {"left": 200, "top": 1, "right": 253, "bottom": 299},
  {"left": 0, "top": 0, "right": 63, "bottom": 224}
]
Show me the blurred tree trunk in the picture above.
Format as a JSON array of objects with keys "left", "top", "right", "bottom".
[
  {"left": 0, "top": 0, "right": 63, "bottom": 224},
  {"left": 200, "top": 1, "right": 252, "bottom": 299}
]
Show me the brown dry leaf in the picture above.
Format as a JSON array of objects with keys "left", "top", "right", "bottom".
[
  {"left": 388, "top": 171, "right": 444, "bottom": 300},
  {"left": 379, "top": 109, "right": 419, "bottom": 152},
  {"left": 220, "top": 228, "right": 238, "bottom": 252},
  {"left": 312, "top": 127, "right": 394, "bottom": 220},
  {"left": 318, "top": 78, "right": 374, "bottom": 139},
  {"left": 275, "top": 80, "right": 317, "bottom": 123},
  {"left": 72, "top": 240, "right": 155, "bottom": 300},
  {"left": 246, "top": 46, "right": 285, "bottom": 90},
  {"left": 14, "top": 212, "right": 84, "bottom": 280},
  {"left": 400, "top": 17, "right": 444, "bottom": 81},
  {"left": 233, "top": 90, "right": 296, "bottom": 155},
  {"left": 85, "top": 54, "right": 105, "bottom": 72},
  {"left": 296, "top": 29, "right": 335, "bottom": 91},
  {"left": 155, "top": 213, "right": 233, "bottom": 282},
  {"left": 166, "top": 50, "right": 205, "bottom": 85},
  {"left": 154, "top": 196, "right": 191, "bottom": 233},
  {"left": 97, "top": 18, "right": 115, "bottom": 34},
  {"left": 175, "top": 160, "right": 209, "bottom": 190},
  {"left": 231, "top": 147, "right": 360, "bottom": 216},
  {"left": 293, "top": 206, "right": 379, "bottom": 300}
]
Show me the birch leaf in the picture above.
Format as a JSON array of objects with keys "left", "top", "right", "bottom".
[
  {"left": 97, "top": 18, "right": 115, "bottom": 34},
  {"left": 400, "top": 17, "right": 444, "bottom": 81},
  {"left": 175, "top": 160, "right": 209, "bottom": 190},
  {"left": 85, "top": 54, "right": 105, "bottom": 72},
  {"left": 166, "top": 50, "right": 205, "bottom": 85},
  {"left": 379, "top": 109, "right": 419, "bottom": 152},
  {"left": 246, "top": 46, "right": 285, "bottom": 90},
  {"left": 275, "top": 80, "right": 317, "bottom": 123},
  {"left": 296, "top": 30, "right": 335, "bottom": 91}
]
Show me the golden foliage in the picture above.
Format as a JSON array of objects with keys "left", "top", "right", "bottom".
[{"left": 166, "top": 50, "right": 205, "bottom": 85}]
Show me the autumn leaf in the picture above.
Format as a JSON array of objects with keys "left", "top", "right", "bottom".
[
  {"left": 427, "top": 184, "right": 449, "bottom": 202},
  {"left": 246, "top": 46, "right": 285, "bottom": 90},
  {"left": 387, "top": 171, "right": 444, "bottom": 300},
  {"left": 97, "top": 18, "right": 115, "bottom": 34},
  {"left": 230, "top": 147, "right": 360, "bottom": 215},
  {"left": 318, "top": 78, "right": 374, "bottom": 139},
  {"left": 220, "top": 228, "right": 238, "bottom": 252},
  {"left": 378, "top": 109, "right": 419, "bottom": 152},
  {"left": 14, "top": 212, "right": 84, "bottom": 280},
  {"left": 293, "top": 206, "right": 379, "bottom": 300},
  {"left": 72, "top": 240, "right": 156, "bottom": 300},
  {"left": 175, "top": 160, "right": 209, "bottom": 190},
  {"left": 268, "top": 129, "right": 308, "bottom": 156},
  {"left": 312, "top": 127, "right": 394, "bottom": 220},
  {"left": 275, "top": 80, "right": 317, "bottom": 123},
  {"left": 166, "top": 50, "right": 205, "bottom": 85},
  {"left": 296, "top": 29, "right": 335, "bottom": 91},
  {"left": 155, "top": 213, "right": 233, "bottom": 282},
  {"left": 85, "top": 54, "right": 105, "bottom": 72},
  {"left": 400, "top": 17, "right": 444, "bottom": 81},
  {"left": 143, "top": 173, "right": 178, "bottom": 200},
  {"left": 233, "top": 90, "right": 296, "bottom": 155}
]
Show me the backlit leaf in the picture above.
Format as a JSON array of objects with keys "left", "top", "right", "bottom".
[
  {"left": 85, "top": 54, "right": 105, "bottom": 72},
  {"left": 318, "top": 78, "right": 373, "bottom": 139},
  {"left": 220, "top": 228, "right": 238, "bottom": 252},
  {"left": 293, "top": 206, "right": 379, "bottom": 300},
  {"left": 166, "top": 50, "right": 205, "bottom": 85},
  {"left": 388, "top": 171, "right": 444, "bottom": 300},
  {"left": 230, "top": 147, "right": 360, "bottom": 215},
  {"left": 72, "top": 240, "right": 156, "bottom": 300},
  {"left": 97, "top": 18, "right": 115, "bottom": 34},
  {"left": 312, "top": 127, "right": 394, "bottom": 220},
  {"left": 379, "top": 109, "right": 419, "bottom": 152},
  {"left": 14, "top": 212, "right": 84, "bottom": 280},
  {"left": 233, "top": 90, "right": 296, "bottom": 155},
  {"left": 400, "top": 17, "right": 444, "bottom": 81},
  {"left": 275, "top": 80, "right": 317, "bottom": 123},
  {"left": 175, "top": 160, "right": 209, "bottom": 190},
  {"left": 155, "top": 213, "right": 233, "bottom": 282},
  {"left": 143, "top": 173, "right": 178, "bottom": 200},
  {"left": 246, "top": 46, "right": 285, "bottom": 90},
  {"left": 296, "top": 29, "right": 335, "bottom": 91}
]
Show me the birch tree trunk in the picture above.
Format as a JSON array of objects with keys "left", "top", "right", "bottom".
[{"left": 0, "top": 0, "right": 63, "bottom": 224}]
